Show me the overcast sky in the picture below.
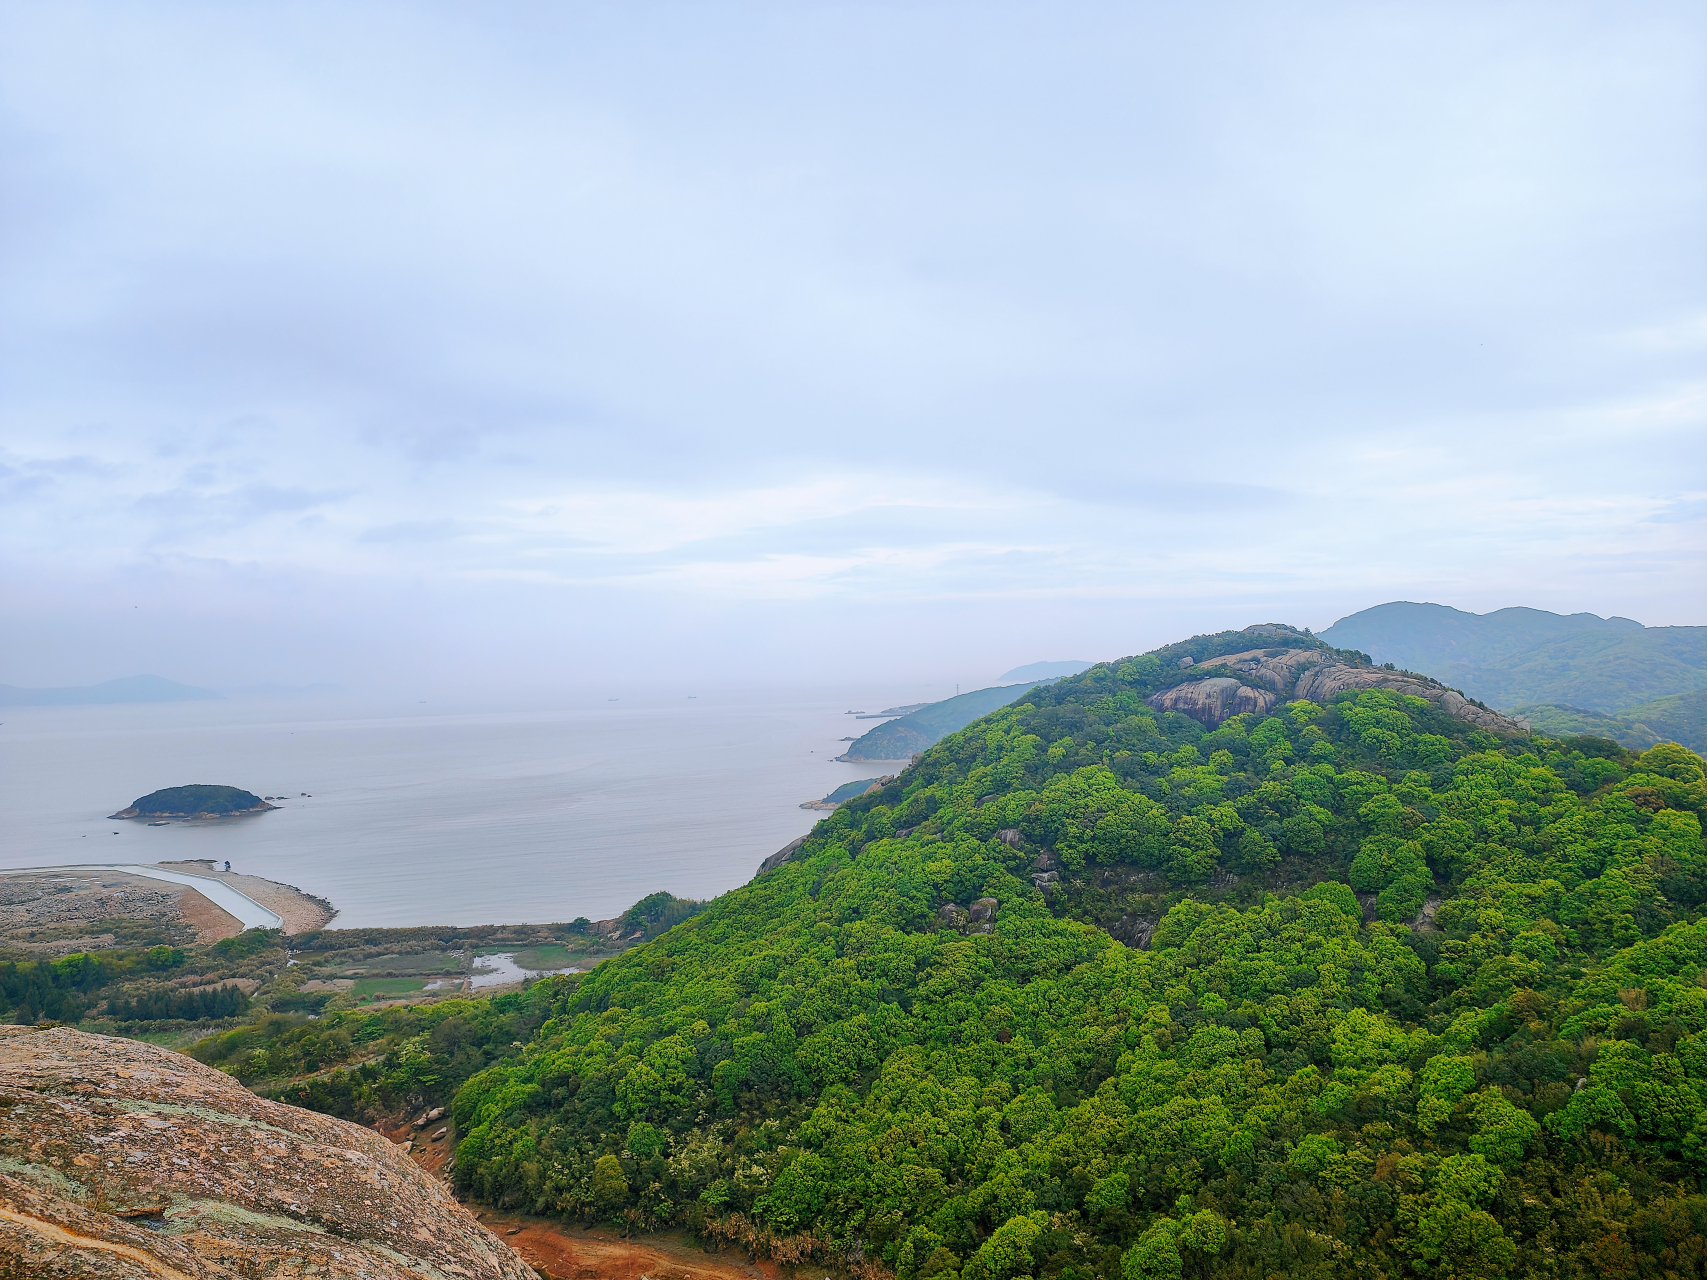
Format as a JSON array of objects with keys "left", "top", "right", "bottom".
[{"left": 3, "top": 1, "right": 1703, "bottom": 694}]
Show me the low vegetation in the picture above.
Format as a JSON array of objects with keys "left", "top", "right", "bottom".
[
  {"left": 2, "top": 895, "right": 691, "bottom": 1072},
  {"left": 190, "top": 985, "right": 567, "bottom": 1121}
]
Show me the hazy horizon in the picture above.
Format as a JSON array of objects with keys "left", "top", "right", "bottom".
[
  {"left": 4, "top": 3, "right": 1703, "bottom": 697},
  {"left": 0, "top": 598, "right": 1689, "bottom": 706}
]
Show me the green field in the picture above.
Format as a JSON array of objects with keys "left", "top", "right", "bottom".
[
  {"left": 341, "top": 952, "right": 465, "bottom": 975},
  {"left": 506, "top": 944, "right": 582, "bottom": 971},
  {"left": 350, "top": 977, "right": 425, "bottom": 998}
]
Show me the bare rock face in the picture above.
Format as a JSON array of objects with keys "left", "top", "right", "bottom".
[
  {"left": 1148, "top": 676, "right": 1278, "bottom": 726},
  {"left": 0, "top": 1025, "right": 534, "bottom": 1280},
  {"left": 1146, "top": 645, "right": 1525, "bottom": 734},
  {"left": 1108, "top": 915, "right": 1158, "bottom": 949},
  {"left": 1291, "top": 663, "right": 1522, "bottom": 734},
  {"left": 756, "top": 834, "right": 808, "bottom": 876},
  {"left": 1184, "top": 647, "right": 1337, "bottom": 696}
]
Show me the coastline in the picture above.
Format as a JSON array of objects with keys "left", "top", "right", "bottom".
[
  {"left": 154, "top": 860, "right": 336, "bottom": 933},
  {"left": 108, "top": 802, "right": 278, "bottom": 821},
  {"left": 0, "top": 861, "right": 334, "bottom": 950},
  {"left": 0, "top": 689, "right": 913, "bottom": 928}
]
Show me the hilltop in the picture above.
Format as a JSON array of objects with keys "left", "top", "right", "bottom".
[
  {"left": 1319, "top": 602, "right": 1647, "bottom": 678},
  {"left": 413, "top": 621, "right": 1707, "bottom": 1280}
]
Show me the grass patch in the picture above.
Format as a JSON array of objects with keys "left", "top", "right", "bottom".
[
  {"left": 351, "top": 977, "right": 426, "bottom": 998},
  {"left": 111, "top": 1024, "right": 227, "bottom": 1049},
  {"left": 337, "top": 952, "right": 466, "bottom": 976}
]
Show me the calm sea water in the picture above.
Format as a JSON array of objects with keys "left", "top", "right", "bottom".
[{"left": 0, "top": 689, "right": 921, "bottom": 928}]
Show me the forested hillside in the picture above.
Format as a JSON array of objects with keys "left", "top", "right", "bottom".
[
  {"left": 441, "top": 625, "right": 1706, "bottom": 1280},
  {"left": 1321, "top": 603, "right": 1707, "bottom": 752},
  {"left": 1319, "top": 604, "right": 1646, "bottom": 682},
  {"left": 1515, "top": 691, "right": 1707, "bottom": 759},
  {"left": 842, "top": 682, "right": 1046, "bottom": 761}
]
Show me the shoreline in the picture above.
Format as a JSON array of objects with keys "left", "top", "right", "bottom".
[
  {"left": 0, "top": 861, "right": 334, "bottom": 946},
  {"left": 153, "top": 860, "right": 336, "bottom": 934},
  {"left": 107, "top": 803, "right": 278, "bottom": 821}
]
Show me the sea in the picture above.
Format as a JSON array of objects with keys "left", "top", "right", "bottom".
[{"left": 0, "top": 688, "right": 925, "bottom": 929}]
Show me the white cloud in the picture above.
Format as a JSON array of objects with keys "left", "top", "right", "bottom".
[{"left": 0, "top": 0, "right": 1702, "bottom": 687}]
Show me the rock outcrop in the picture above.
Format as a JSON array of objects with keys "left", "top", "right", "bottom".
[
  {"left": 1148, "top": 676, "right": 1278, "bottom": 725},
  {"left": 1147, "top": 641, "right": 1524, "bottom": 734},
  {"left": 756, "top": 835, "right": 808, "bottom": 877},
  {"left": 0, "top": 1025, "right": 534, "bottom": 1279}
]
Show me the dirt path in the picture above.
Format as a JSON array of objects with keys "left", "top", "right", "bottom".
[{"left": 473, "top": 1216, "right": 786, "bottom": 1280}]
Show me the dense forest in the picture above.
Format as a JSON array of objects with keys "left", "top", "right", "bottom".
[
  {"left": 107, "top": 980, "right": 251, "bottom": 1022},
  {"left": 0, "top": 943, "right": 190, "bottom": 1024},
  {"left": 441, "top": 627, "right": 1707, "bottom": 1280},
  {"left": 191, "top": 986, "right": 557, "bottom": 1120}
]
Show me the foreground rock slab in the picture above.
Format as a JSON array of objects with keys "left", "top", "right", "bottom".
[{"left": 0, "top": 1025, "right": 534, "bottom": 1279}]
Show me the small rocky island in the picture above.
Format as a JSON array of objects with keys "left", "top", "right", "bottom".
[{"left": 109, "top": 783, "right": 277, "bottom": 820}]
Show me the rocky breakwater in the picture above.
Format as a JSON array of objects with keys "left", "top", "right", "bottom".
[
  {"left": 1148, "top": 631, "right": 1525, "bottom": 734},
  {"left": 0, "top": 1025, "right": 534, "bottom": 1279}
]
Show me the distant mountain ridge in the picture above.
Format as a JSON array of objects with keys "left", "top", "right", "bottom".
[
  {"left": 997, "top": 659, "right": 1093, "bottom": 682},
  {"left": 1320, "top": 601, "right": 1707, "bottom": 751},
  {"left": 838, "top": 681, "right": 1048, "bottom": 760},
  {"left": 0, "top": 674, "right": 221, "bottom": 706},
  {"left": 1510, "top": 690, "right": 1707, "bottom": 754}
]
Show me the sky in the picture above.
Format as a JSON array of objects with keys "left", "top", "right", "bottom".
[{"left": 3, "top": 1, "right": 1703, "bottom": 696}]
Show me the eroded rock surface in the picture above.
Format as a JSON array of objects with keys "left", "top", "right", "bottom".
[
  {"left": 0, "top": 1025, "right": 534, "bottom": 1279},
  {"left": 1147, "top": 676, "right": 1278, "bottom": 725},
  {"left": 1147, "top": 642, "right": 1524, "bottom": 734}
]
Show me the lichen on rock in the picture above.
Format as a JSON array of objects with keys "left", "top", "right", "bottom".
[{"left": 0, "top": 1024, "right": 534, "bottom": 1279}]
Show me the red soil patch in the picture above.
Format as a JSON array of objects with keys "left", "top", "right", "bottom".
[
  {"left": 368, "top": 1115, "right": 789, "bottom": 1280},
  {"left": 174, "top": 886, "right": 244, "bottom": 942},
  {"left": 473, "top": 1217, "right": 785, "bottom": 1280}
]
